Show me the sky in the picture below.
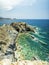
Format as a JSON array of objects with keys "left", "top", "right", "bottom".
[{"left": 0, "top": 0, "right": 49, "bottom": 19}]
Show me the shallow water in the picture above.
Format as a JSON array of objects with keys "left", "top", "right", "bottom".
[{"left": 17, "top": 33, "right": 49, "bottom": 61}]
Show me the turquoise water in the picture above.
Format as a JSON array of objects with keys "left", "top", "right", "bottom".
[
  {"left": 17, "top": 33, "right": 49, "bottom": 61},
  {"left": 0, "top": 19, "right": 49, "bottom": 61}
]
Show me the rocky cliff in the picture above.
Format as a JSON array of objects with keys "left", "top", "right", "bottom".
[
  {"left": 0, "top": 22, "right": 49, "bottom": 65},
  {"left": 0, "top": 22, "right": 37, "bottom": 61}
]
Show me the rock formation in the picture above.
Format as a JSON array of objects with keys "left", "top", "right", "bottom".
[
  {"left": 11, "top": 22, "right": 37, "bottom": 33},
  {"left": 0, "top": 22, "right": 49, "bottom": 65},
  {"left": 0, "top": 24, "right": 18, "bottom": 61},
  {"left": 0, "top": 22, "right": 37, "bottom": 61},
  {"left": 0, "top": 22, "right": 39, "bottom": 61},
  {"left": 0, "top": 59, "right": 49, "bottom": 65}
]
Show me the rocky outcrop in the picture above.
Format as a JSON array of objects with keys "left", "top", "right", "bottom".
[
  {"left": 0, "top": 24, "right": 18, "bottom": 61},
  {"left": 11, "top": 22, "right": 37, "bottom": 33},
  {"left": 0, "top": 22, "right": 42, "bottom": 62}
]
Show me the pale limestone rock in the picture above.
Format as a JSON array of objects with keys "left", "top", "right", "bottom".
[
  {"left": 0, "top": 59, "right": 49, "bottom": 65},
  {"left": 0, "top": 25, "right": 18, "bottom": 61}
]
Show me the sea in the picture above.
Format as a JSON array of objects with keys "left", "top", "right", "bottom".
[{"left": 0, "top": 19, "right": 49, "bottom": 61}]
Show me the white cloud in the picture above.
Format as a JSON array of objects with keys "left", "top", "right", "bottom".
[
  {"left": 0, "top": 0, "right": 36, "bottom": 10},
  {"left": 0, "top": 0, "right": 23, "bottom": 10}
]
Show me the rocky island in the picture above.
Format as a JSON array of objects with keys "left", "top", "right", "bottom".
[{"left": 0, "top": 22, "right": 49, "bottom": 65}]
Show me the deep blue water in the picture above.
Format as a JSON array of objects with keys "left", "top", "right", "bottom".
[{"left": 0, "top": 19, "right": 49, "bottom": 31}]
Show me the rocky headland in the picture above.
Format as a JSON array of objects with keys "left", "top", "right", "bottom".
[
  {"left": 0, "top": 22, "right": 49, "bottom": 65},
  {"left": 0, "top": 22, "right": 37, "bottom": 60}
]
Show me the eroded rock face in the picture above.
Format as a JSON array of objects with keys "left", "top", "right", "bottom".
[
  {"left": 0, "top": 22, "right": 40, "bottom": 61},
  {"left": 11, "top": 22, "right": 37, "bottom": 33},
  {"left": 11, "top": 22, "right": 26, "bottom": 32},
  {"left": 0, "top": 24, "right": 18, "bottom": 61}
]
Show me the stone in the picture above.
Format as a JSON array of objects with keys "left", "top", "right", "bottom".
[
  {"left": 0, "top": 59, "right": 49, "bottom": 65},
  {"left": 0, "top": 24, "right": 18, "bottom": 61},
  {"left": 11, "top": 22, "right": 37, "bottom": 33},
  {"left": 0, "top": 22, "right": 42, "bottom": 62}
]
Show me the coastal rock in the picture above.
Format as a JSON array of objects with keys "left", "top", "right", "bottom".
[
  {"left": 11, "top": 22, "right": 37, "bottom": 33},
  {"left": 11, "top": 22, "right": 26, "bottom": 32},
  {"left": 0, "top": 22, "right": 42, "bottom": 62},
  {"left": 0, "top": 24, "right": 18, "bottom": 61},
  {"left": 0, "top": 59, "right": 49, "bottom": 65}
]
